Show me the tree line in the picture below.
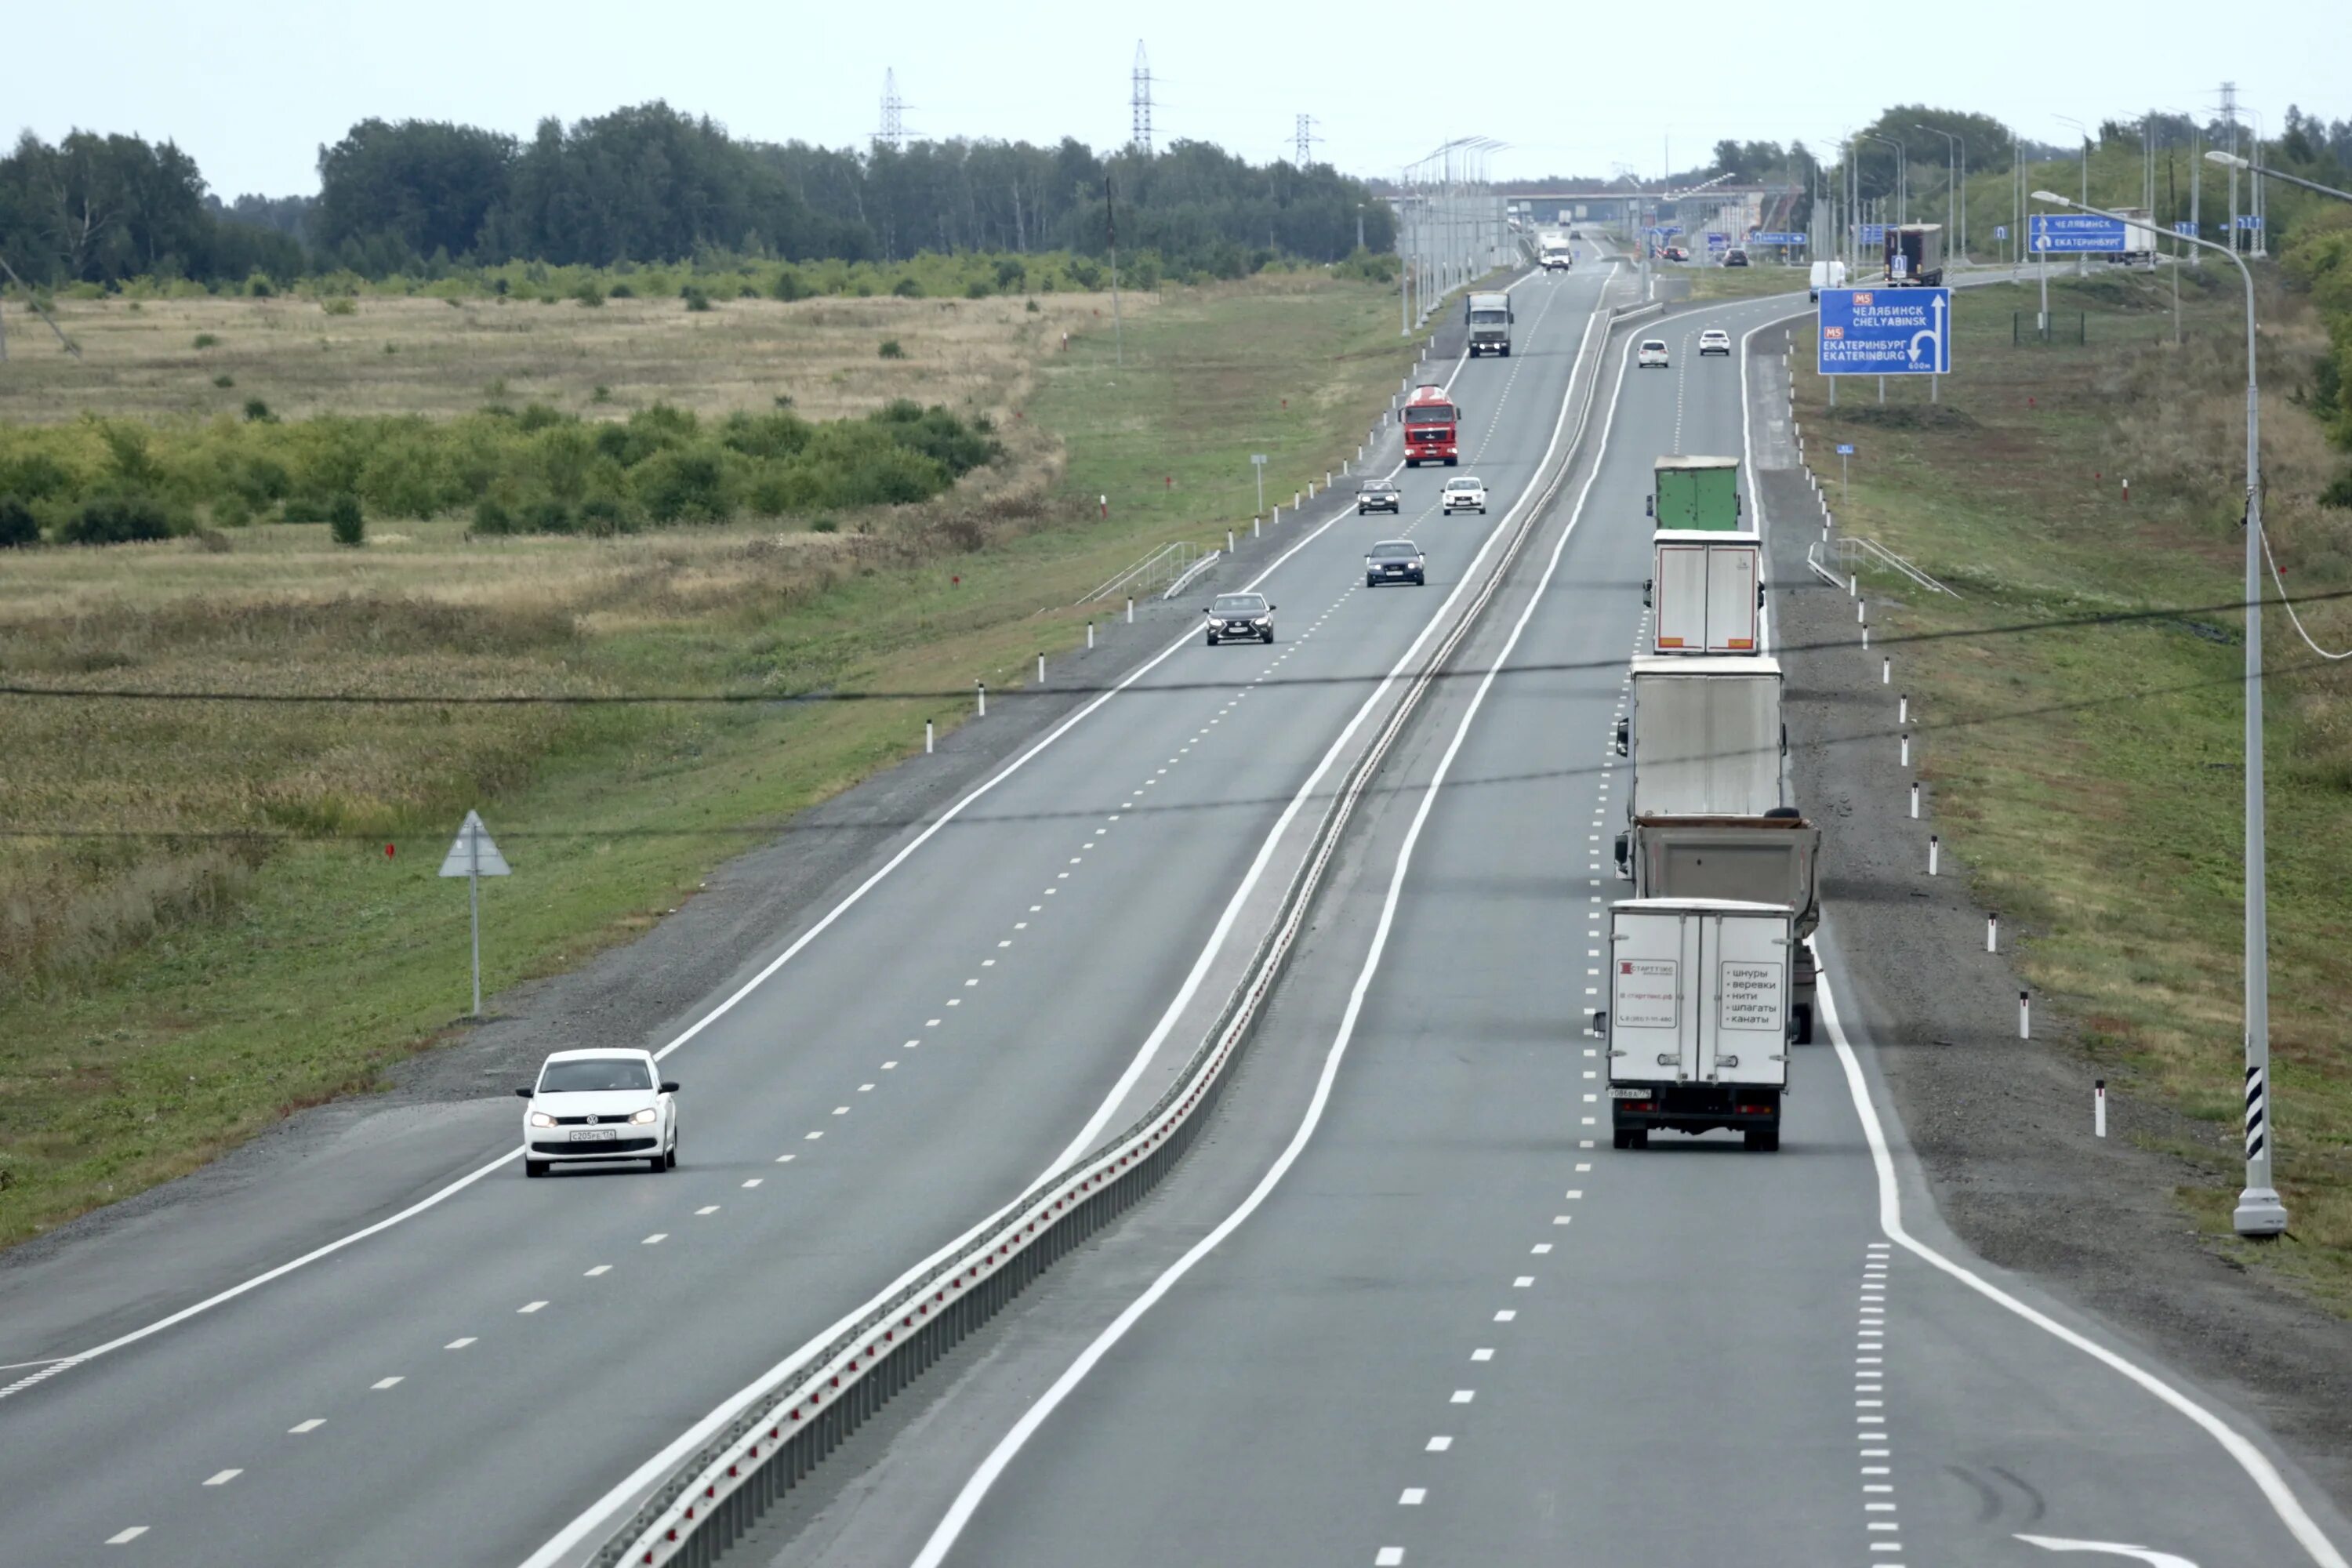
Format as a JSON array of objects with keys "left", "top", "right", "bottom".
[{"left": 0, "top": 103, "right": 1396, "bottom": 290}]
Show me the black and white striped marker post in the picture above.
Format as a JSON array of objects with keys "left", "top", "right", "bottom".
[{"left": 2245, "top": 1065, "right": 2270, "bottom": 1166}]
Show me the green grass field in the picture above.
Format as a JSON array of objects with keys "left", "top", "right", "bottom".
[
  {"left": 1789, "top": 265, "right": 2352, "bottom": 1307},
  {"left": 0, "top": 270, "right": 1426, "bottom": 1247}
]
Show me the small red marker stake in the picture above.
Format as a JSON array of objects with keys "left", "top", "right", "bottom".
[{"left": 386, "top": 844, "right": 396, "bottom": 858}]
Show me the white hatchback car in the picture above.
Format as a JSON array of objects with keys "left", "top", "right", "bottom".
[
  {"left": 1441, "top": 477, "right": 1488, "bottom": 514},
  {"left": 1638, "top": 339, "right": 1670, "bottom": 368},
  {"left": 518, "top": 1048, "right": 679, "bottom": 1176},
  {"left": 1699, "top": 328, "right": 1732, "bottom": 357}
]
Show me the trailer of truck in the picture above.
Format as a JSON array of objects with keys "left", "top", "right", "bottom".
[
  {"left": 1647, "top": 456, "right": 1744, "bottom": 531},
  {"left": 1882, "top": 223, "right": 1944, "bottom": 287},
  {"left": 1622, "top": 812, "right": 1820, "bottom": 1044},
  {"left": 1648, "top": 529, "right": 1761, "bottom": 655},
  {"left": 1599, "top": 898, "right": 1793, "bottom": 1149}
]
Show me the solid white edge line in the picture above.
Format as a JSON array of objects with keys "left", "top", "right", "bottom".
[
  {"left": 32, "top": 294, "right": 1508, "bottom": 1392},
  {"left": 518, "top": 274, "right": 1611, "bottom": 1568},
  {"left": 1815, "top": 972, "right": 2348, "bottom": 1568},
  {"left": 905, "top": 321, "right": 1642, "bottom": 1568}
]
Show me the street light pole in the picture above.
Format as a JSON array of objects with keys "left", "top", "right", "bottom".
[
  {"left": 1915, "top": 125, "right": 1961, "bottom": 262},
  {"left": 2035, "top": 187, "right": 2287, "bottom": 1240},
  {"left": 2055, "top": 116, "right": 2092, "bottom": 276}
]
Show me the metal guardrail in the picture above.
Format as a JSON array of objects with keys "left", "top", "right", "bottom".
[
  {"left": 590, "top": 291, "right": 1638, "bottom": 1568},
  {"left": 1075, "top": 539, "right": 1218, "bottom": 608},
  {"left": 1162, "top": 549, "right": 1222, "bottom": 602},
  {"left": 1828, "top": 535, "right": 1959, "bottom": 598}
]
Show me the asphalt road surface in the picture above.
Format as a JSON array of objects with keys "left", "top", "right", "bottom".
[
  {"left": 0, "top": 264, "right": 1617, "bottom": 1565},
  {"left": 795, "top": 292, "right": 2352, "bottom": 1568}
]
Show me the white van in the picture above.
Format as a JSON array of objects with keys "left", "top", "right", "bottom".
[{"left": 1807, "top": 259, "right": 1847, "bottom": 303}]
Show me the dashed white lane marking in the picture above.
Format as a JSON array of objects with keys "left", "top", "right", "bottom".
[
  {"left": 643, "top": 1233, "right": 669, "bottom": 1243},
  {"left": 1512, "top": 1276, "right": 1534, "bottom": 1288},
  {"left": 882, "top": 1062, "right": 898, "bottom": 1070},
  {"left": 1376, "top": 1550, "right": 1405, "bottom": 1566},
  {"left": 773, "top": 1154, "right": 797, "bottom": 1163},
  {"left": 372, "top": 1376, "right": 403, "bottom": 1389},
  {"left": 858, "top": 1083, "right": 876, "bottom": 1092},
  {"left": 203, "top": 1468, "right": 242, "bottom": 1486},
  {"left": 289, "top": 1419, "right": 324, "bottom": 1434},
  {"left": 1450, "top": 1390, "right": 1475, "bottom": 1403},
  {"left": 1494, "top": 1308, "right": 1515, "bottom": 1322},
  {"left": 1425, "top": 1436, "right": 1452, "bottom": 1452},
  {"left": 450, "top": 1333, "right": 483, "bottom": 1344},
  {"left": 1530, "top": 1243, "right": 1552, "bottom": 1255},
  {"left": 517, "top": 1301, "right": 547, "bottom": 1314},
  {"left": 1399, "top": 1488, "right": 1426, "bottom": 1505},
  {"left": 696, "top": 1206, "right": 720, "bottom": 1216},
  {"left": 831, "top": 1106, "right": 849, "bottom": 1116},
  {"left": 107, "top": 1527, "right": 148, "bottom": 1544}
]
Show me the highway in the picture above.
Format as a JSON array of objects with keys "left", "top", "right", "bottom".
[
  {"left": 0, "top": 260, "right": 1618, "bottom": 1563},
  {"left": 744, "top": 292, "right": 2352, "bottom": 1568}
]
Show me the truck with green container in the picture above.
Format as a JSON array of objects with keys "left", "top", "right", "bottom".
[{"left": 1646, "top": 456, "right": 1744, "bottom": 531}]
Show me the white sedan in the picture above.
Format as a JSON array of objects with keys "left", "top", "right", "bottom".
[
  {"left": 1699, "top": 328, "right": 1732, "bottom": 357},
  {"left": 518, "top": 1048, "right": 679, "bottom": 1176},
  {"left": 1441, "top": 477, "right": 1488, "bottom": 514},
  {"left": 1637, "top": 339, "right": 1670, "bottom": 368}
]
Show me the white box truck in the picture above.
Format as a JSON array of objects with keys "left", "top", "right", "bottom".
[
  {"left": 1646, "top": 529, "right": 1761, "bottom": 655},
  {"left": 1465, "top": 291, "right": 1515, "bottom": 357},
  {"left": 1598, "top": 898, "right": 1793, "bottom": 1150},
  {"left": 1807, "top": 258, "right": 1846, "bottom": 302},
  {"left": 1537, "top": 231, "right": 1573, "bottom": 271}
]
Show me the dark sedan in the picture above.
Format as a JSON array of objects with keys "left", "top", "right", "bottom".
[{"left": 1357, "top": 481, "right": 1402, "bottom": 515}]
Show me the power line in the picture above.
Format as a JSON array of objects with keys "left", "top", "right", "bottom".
[{"left": 2, "top": 585, "right": 2348, "bottom": 708}]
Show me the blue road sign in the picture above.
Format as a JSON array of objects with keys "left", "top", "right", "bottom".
[
  {"left": 1753, "top": 231, "right": 1806, "bottom": 246},
  {"left": 1994, "top": 224, "right": 2009, "bottom": 241},
  {"left": 1835, "top": 443, "right": 1855, "bottom": 456},
  {"left": 2175, "top": 220, "right": 2200, "bottom": 236},
  {"left": 1705, "top": 233, "right": 1728, "bottom": 250},
  {"left": 2234, "top": 214, "right": 2264, "bottom": 230},
  {"left": 1817, "top": 288, "right": 1952, "bottom": 376},
  {"left": 1856, "top": 223, "right": 1887, "bottom": 245},
  {"left": 2030, "top": 213, "right": 2126, "bottom": 253}
]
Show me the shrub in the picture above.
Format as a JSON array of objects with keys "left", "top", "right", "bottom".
[
  {"left": 321, "top": 297, "right": 357, "bottom": 317},
  {"left": 0, "top": 498, "right": 39, "bottom": 548},
  {"left": 810, "top": 517, "right": 838, "bottom": 533},
  {"left": 522, "top": 498, "right": 575, "bottom": 534},
  {"left": 2323, "top": 470, "right": 2352, "bottom": 510},
  {"left": 573, "top": 281, "right": 606, "bottom": 307},
  {"left": 193, "top": 332, "right": 220, "bottom": 349},
  {"left": 579, "top": 495, "right": 635, "bottom": 536},
  {"left": 1026, "top": 299, "right": 1040, "bottom": 313},
  {"left": 245, "top": 273, "right": 275, "bottom": 298},
  {"left": 996, "top": 259, "right": 1027, "bottom": 292},
  {"left": 964, "top": 279, "right": 992, "bottom": 299},
  {"left": 243, "top": 398, "right": 275, "bottom": 423},
  {"left": 607, "top": 281, "right": 635, "bottom": 299},
  {"left": 61, "top": 492, "right": 181, "bottom": 545},
  {"left": 472, "top": 496, "right": 517, "bottom": 535},
  {"left": 637, "top": 445, "right": 735, "bottom": 524},
  {"left": 891, "top": 277, "right": 924, "bottom": 299},
  {"left": 0, "top": 451, "right": 74, "bottom": 501},
  {"left": 592, "top": 385, "right": 613, "bottom": 404},
  {"left": 213, "top": 373, "right": 235, "bottom": 388},
  {"left": 517, "top": 403, "right": 572, "bottom": 433},
  {"left": 328, "top": 495, "right": 365, "bottom": 546},
  {"left": 681, "top": 285, "right": 713, "bottom": 313},
  {"left": 771, "top": 267, "right": 812, "bottom": 302},
  {"left": 878, "top": 339, "right": 906, "bottom": 359},
  {"left": 212, "top": 494, "right": 254, "bottom": 528}
]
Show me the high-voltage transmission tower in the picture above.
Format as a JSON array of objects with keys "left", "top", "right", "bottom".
[
  {"left": 874, "top": 69, "right": 906, "bottom": 153},
  {"left": 1131, "top": 42, "right": 1154, "bottom": 155},
  {"left": 1293, "top": 114, "right": 1319, "bottom": 168}
]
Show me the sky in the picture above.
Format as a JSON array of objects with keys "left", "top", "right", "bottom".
[{"left": 15, "top": 1, "right": 2352, "bottom": 197}]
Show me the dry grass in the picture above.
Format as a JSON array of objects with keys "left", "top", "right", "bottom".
[{"left": 0, "top": 289, "right": 1126, "bottom": 426}]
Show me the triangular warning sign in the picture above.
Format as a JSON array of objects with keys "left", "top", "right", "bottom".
[{"left": 437, "top": 810, "right": 511, "bottom": 877}]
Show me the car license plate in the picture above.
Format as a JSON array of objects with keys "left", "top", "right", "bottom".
[
  {"left": 1606, "top": 1087, "right": 1650, "bottom": 1099},
  {"left": 570, "top": 1127, "right": 619, "bottom": 1142}
]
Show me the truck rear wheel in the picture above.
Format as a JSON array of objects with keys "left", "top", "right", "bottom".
[
  {"left": 1613, "top": 1127, "right": 1648, "bottom": 1150},
  {"left": 1744, "top": 1126, "right": 1780, "bottom": 1152},
  {"left": 1791, "top": 1004, "right": 1814, "bottom": 1047}
]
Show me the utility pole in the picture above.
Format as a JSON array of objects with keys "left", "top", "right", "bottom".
[
  {"left": 2221, "top": 82, "right": 2239, "bottom": 258},
  {"left": 1105, "top": 177, "right": 1122, "bottom": 368},
  {"left": 874, "top": 69, "right": 906, "bottom": 154},
  {"left": 1294, "top": 114, "right": 1318, "bottom": 169}
]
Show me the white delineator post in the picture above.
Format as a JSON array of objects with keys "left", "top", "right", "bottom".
[
  {"left": 2020, "top": 989, "right": 2031, "bottom": 1039},
  {"left": 1987, "top": 911, "right": 1999, "bottom": 953},
  {"left": 976, "top": 681, "right": 986, "bottom": 717},
  {"left": 1127, "top": 597, "right": 1134, "bottom": 624},
  {"left": 926, "top": 720, "right": 935, "bottom": 754},
  {"left": 2096, "top": 1079, "right": 2107, "bottom": 1137},
  {"left": 1929, "top": 834, "right": 1940, "bottom": 876}
]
